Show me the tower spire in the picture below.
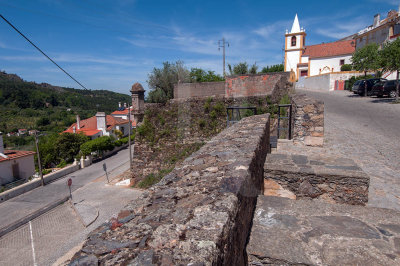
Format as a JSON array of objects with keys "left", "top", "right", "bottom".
[{"left": 290, "top": 14, "right": 301, "bottom": 33}]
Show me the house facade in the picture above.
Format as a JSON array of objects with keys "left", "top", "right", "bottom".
[
  {"left": 284, "top": 14, "right": 355, "bottom": 80},
  {"left": 0, "top": 133, "right": 36, "bottom": 185},
  {"left": 64, "top": 82, "right": 145, "bottom": 139},
  {"left": 63, "top": 113, "right": 131, "bottom": 139}
]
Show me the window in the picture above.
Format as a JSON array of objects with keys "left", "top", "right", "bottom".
[
  {"left": 291, "top": 36, "right": 297, "bottom": 46},
  {"left": 340, "top": 59, "right": 345, "bottom": 66}
]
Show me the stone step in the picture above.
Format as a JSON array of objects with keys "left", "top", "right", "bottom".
[
  {"left": 265, "top": 153, "right": 369, "bottom": 205},
  {"left": 247, "top": 196, "right": 400, "bottom": 266}
]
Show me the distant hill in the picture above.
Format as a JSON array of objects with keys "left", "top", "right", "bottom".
[
  {"left": 0, "top": 71, "right": 132, "bottom": 136},
  {"left": 0, "top": 71, "right": 131, "bottom": 111}
]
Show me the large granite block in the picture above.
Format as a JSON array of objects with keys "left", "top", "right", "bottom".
[{"left": 247, "top": 196, "right": 400, "bottom": 265}]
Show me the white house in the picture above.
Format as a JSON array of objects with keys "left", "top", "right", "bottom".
[
  {"left": 63, "top": 113, "right": 131, "bottom": 139},
  {"left": 0, "top": 133, "right": 36, "bottom": 185},
  {"left": 284, "top": 14, "right": 355, "bottom": 80}
]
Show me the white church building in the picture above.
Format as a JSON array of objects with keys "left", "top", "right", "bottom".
[{"left": 284, "top": 14, "right": 356, "bottom": 80}]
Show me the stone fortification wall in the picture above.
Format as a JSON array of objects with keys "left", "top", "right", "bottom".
[
  {"left": 69, "top": 114, "right": 270, "bottom": 265},
  {"left": 173, "top": 81, "right": 225, "bottom": 99},
  {"left": 173, "top": 72, "right": 293, "bottom": 101},
  {"left": 292, "top": 94, "right": 324, "bottom": 147},
  {"left": 225, "top": 72, "right": 292, "bottom": 100}
]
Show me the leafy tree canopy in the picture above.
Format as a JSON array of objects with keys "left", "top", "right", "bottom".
[
  {"left": 351, "top": 43, "right": 380, "bottom": 75},
  {"left": 189, "top": 68, "right": 224, "bottom": 83},
  {"left": 261, "top": 64, "right": 284, "bottom": 73},
  {"left": 147, "top": 61, "right": 189, "bottom": 102}
]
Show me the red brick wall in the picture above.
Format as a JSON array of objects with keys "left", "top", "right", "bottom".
[
  {"left": 173, "top": 73, "right": 292, "bottom": 100},
  {"left": 225, "top": 73, "right": 290, "bottom": 98}
]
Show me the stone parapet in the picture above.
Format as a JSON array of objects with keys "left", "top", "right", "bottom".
[
  {"left": 69, "top": 114, "right": 271, "bottom": 265},
  {"left": 292, "top": 93, "right": 324, "bottom": 146}
]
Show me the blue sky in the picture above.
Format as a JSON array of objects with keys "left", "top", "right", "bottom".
[{"left": 0, "top": 0, "right": 398, "bottom": 94}]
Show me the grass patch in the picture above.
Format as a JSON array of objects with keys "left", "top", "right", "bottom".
[{"left": 137, "top": 167, "right": 174, "bottom": 188}]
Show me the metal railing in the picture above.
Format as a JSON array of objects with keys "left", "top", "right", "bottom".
[
  {"left": 226, "top": 106, "right": 257, "bottom": 127},
  {"left": 277, "top": 104, "right": 293, "bottom": 140}
]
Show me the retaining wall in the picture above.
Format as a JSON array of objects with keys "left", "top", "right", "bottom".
[
  {"left": 174, "top": 81, "right": 225, "bottom": 99},
  {"left": 225, "top": 72, "right": 291, "bottom": 100},
  {"left": 69, "top": 114, "right": 271, "bottom": 265},
  {"left": 302, "top": 71, "right": 365, "bottom": 91},
  {"left": 173, "top": 72, "right": 293, "bottom": 101},
  {"left": 292, "top": 94, "right": 324, "bottom": 147}
]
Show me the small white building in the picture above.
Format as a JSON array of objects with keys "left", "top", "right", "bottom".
[
  {"left": 0, "top": 133, "right": 36, "bottom": 186},
  {"left": 284, "top": 14, "right": 355, "bottom": 80},
  {"left": 63, "top": 113, "right": 131, "bottom": 139}
]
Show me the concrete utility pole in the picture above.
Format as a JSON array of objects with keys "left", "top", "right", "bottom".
[
  {"left": 34, "top": 131, "right": 44, "bottom": 186},
  {"left": 128, "top": 105, "right": 133, "bottom": 173},
  {"left": 218, "top": 37, "right": 230, "bottom": 76}
]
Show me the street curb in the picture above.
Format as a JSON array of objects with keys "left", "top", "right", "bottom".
[{"left": 0, "top": 195, "right": 70, "bottom": 238}]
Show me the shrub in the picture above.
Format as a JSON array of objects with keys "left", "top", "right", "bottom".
[
  {"left": 137, "top": 168, "right": 174, "bottom": 188},
  {"left": 57, "top": 160, "right": 67, "bottom": 168},
  {"left": 213, "top": 102, "right": 225, "bottom": 115},
  {"left": 210, "top": 110, "right": 217, "bottom": 120},
  {"left": 341, "top": 64, "right": 352, "bottom": 71},
  {"left": 137, "top": 118, "right": 155, "bottom": 143},
  {"left": 158, "top": 114, "right": 166, "bottom": 125},
  {"left": 279, "top": 94, "right": 291, "bottom": 105},
  {"left": 198, "top": 119, "right": 206, "bottom": 129},
  {"left": 80, "top": 136, "right": 115, "bottom": 156},
  {"left": 204, "top": 102, "right": 210, "bottom": 113}
]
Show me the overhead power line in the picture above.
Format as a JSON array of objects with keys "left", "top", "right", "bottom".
[{"left": 0, "top": 13, "right": 88, "bottom": 90}]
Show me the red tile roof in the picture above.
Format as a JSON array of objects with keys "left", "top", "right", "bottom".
[
  {"left": 303, "top": 40, "right": 355, "bottom": 59},
  {"left": 111, "top": 106, "right": 132, "bottom": 115},
  {"left": 0, "top": 150, "right": 35, "bottom": 163},
  {"left": 63, "top": 115, "right": 129, "bottom": 136}
]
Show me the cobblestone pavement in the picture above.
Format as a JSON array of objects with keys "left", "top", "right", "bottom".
[
  {"left": 0, "top": 203, "right": 83, "bottom": 266},
  {"left": 297, "top": 89, "right": 400, "bottom": 212}
]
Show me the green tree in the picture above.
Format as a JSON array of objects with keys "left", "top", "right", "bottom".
[
  {"left": 351, "top": 43, "right": 380, "bottom": 77},
  {"left": 147, "top": 61, "right": 189, "bottom": 102},
  {"left": 56, "top": 133, "right": 90, "bottom": 163},
  {"left": 261, "top": 64, "right": 284, "bottom": 73},
  {"left": 249, "top": 63, "right": 258, "bottom": 74},
  {"left": 351, "top": 43, "right": 380, "bottom": 96},
  {"left": 380, "top": 38, "right": 400, "bottom": 101},
  {"left": 228, "top": 62, "right": 249, "bottom": 75},
  {"left": 189, "top": 68, "right": 224, "bottom": 82}
]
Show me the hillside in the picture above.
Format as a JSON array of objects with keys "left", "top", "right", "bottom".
[{"left": 0, "top": 71, "right": 132, "bottom": 149}]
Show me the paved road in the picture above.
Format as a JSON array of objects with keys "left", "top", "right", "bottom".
[
  {"left": 0, "top": 147, "right": 131, "bottom": 234},
  {"left": 297, "top": 89, "right": 400, "bottom": 212},
  {"left": 0, "top": 146, "right": 143, "bottom": 265}
]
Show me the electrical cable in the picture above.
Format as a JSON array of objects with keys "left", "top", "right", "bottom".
[{"left": 0, "top": 13, "right": 88, "bottom": 90}]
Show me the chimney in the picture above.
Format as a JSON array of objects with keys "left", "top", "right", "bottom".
[
  {"left": 373, "top": 14, "right": 380, "bottom": 27},
  {"left": 76, "top": 115, "right": 80, "bottom": 130},
  {"left": 96, "top": 112, "right": 106, "bottom": 132},
  {"left": 118, "top": 102, "right": 121, "bottom": 108},
  {"left": 0, "top": 132, "right": 4, "bottom": 154},
  {"left": 73, "top": 126, "right": 76, "bottom": 133}
]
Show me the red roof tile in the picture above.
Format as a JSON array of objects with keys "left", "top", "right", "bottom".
[
  {"left": 0, "top": 150, "right": 36, "bottom": 163},
  {"left": 63, "top": 115, "right": 129, "bottom": 136},
  {"left": 303, "top": 40, "right": 355, "bottom": 59}
]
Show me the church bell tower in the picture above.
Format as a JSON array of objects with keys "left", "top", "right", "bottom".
[{"left": 284, "top": 14, "right": 306, "bottom": 79}]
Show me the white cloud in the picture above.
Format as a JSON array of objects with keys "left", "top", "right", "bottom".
[{"left": 315, "top": 17, "right": 369, "bottom": 39}]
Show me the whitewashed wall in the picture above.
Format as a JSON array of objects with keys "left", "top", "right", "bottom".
[
  {"left": 309, "top": 55, "right": 352, "bottom": 76},
  {"left": 0, "top": 155, "right": 35, "bottom": 185},
  {"left": 286, "top": 50, "right": 301, "bottom": 74}
]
